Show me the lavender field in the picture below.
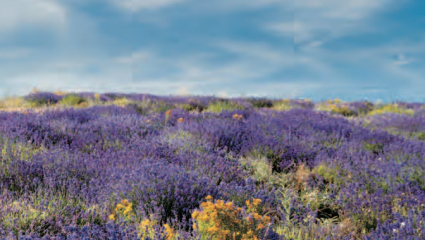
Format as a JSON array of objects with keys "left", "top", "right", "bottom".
[{"left": 1, "top": 92, "right": 425, "bottom": 239}]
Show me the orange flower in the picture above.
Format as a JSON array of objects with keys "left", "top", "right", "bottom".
[
  {"left": 205, "top": 195, "right": 214, "bottom": 201},
  {"left": 177, "top": 117, "right": 184, "bottom": 123},
  {"left": 232, "top": 114, "right": 243, "bottom": 120},
  {"left": 252, "top": 198, "right": 261, "bottom": 206}
]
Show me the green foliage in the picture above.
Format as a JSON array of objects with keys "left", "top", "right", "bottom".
[
  {"left": 154, "top": 102, "right": 176, "bottom": 113},
  {"left": 272, "top": 100, "right": 294, "bottom": 111},
  {"left": 238, "top": 155, "right": 283, "bottom": 190},
  {"left": 362, "top": 142, "right": 384, "bottom": 155},
  {"left": 408, "top": 167, "right": 425, "bottom": 191},
  {"left": 1, "top": 137, "right": 46, "bottom": 177},
  {"left": 331, "top": 106, "right": 357, "bottom": 117},
  {"left": 368, "top": 104, "right": 414, "bottom": 116},
  {"left": 59, "top": 94, "right": 87, "bottom": 106},
  {"left": 163, "top": 130, "right": 208, "bottom": 155},
  {"left": 1, "top": 196, "right": 104, "bottom": 238},
  {"left": 413, "top": 131, "right": 425, "bottom": 141},
  {"left": 179, "top": 100, "right": 204, "bottom": 112},
  {"left": 180, "top": 104, "right": 195, "bottom": 111},
  {"left": 357, "top": 102, "right": 375, "bottom": 115},
  {"left": 273, "top": 189, "right": 355, "bottom": 239},
  {"left": 205, "top": 100, "right": 245, "bottom": 113},
  {"left": 132, "top": 100, "right": 175, "bottom": 114},
  {"left": 313, "top": 164, "right": 353, "bottom": 187},
  {"left": 111, "top": 97, "right": 134, "bottom": 107},
  {"left": 1, "top": 200, "right": 48, "bottom": 236},
  {"left": 24, "top": 100, "right": 45, "bottom": 108},
  {"left": 245, "top": 98, "right": 274, "bottom": 108},
  {"left": 349, "top": 207, "right": 384, "bottom": 234},
  {"left": 109, "top": 98, "right": 176, "bottom": 114}
]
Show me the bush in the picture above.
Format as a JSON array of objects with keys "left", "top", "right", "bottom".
[
  {"left": 330, "top": 105, "right": 358, "bottom": 117},
  {"left": 191, "top": 195, "right": 276, "bottom": 240},
  {"left": 368, "top": 104, "right": 414, "bottom": 116},
  {"left": 246, "top": 98, "right": 274, "bottom": 108},
  {"left": 111, "top": 97, "right": 133, "bottom": 107},
  {"left": 59, "top": 94, "right": 87, "bottom": 106},
  {"left": 180, "top": 99, "right": 205, "bottom": 112},
  {"left": 205, "top": 100, "right": 246, "bottom": 113}
]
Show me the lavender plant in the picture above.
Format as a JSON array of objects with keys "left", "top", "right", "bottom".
[{"left": 1, "top": 93, "right": 425, "bottom": 239}]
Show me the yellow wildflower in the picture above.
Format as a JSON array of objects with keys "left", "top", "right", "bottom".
[
  {"left": 252, "top": 198, "right": 261, "bottom": 206},
  {"left": 253, "top": 213, "right": 261, "bottom": 220},
  {"left": 164, "top": 224, "right": 175, "bottom": 240},
  {"left": 140, "top": 219, "right": 150, "bottom": 228},
  {"left": 192, "top": 210, "right": 199, "bottom": 219},
  {"left": 225, "top": 202, "right": 233, "bottom": 208},
  {"left": 116, "top": 204, "right": 124, "bottom": 210},
  {"left": 109, "top": 214, "right": 116, "bottom": 221}
]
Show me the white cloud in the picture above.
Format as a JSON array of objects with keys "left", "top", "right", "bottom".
[
  {"left": 295, "top": 0, "right": 390, "bottom": 20},
  {"left": 202, "top": 0, "right": 287, "bottom": 11},
  {"left": 108, "top": 0, "right": 189, "bottom": 12},
  {"left": 125, "top": 41, "right": 294, "bottom": 96},
  {"left": 266, "top": 22, "right": 293, "bottom": 36},
  {"left": 0, "top": 48, "right": 35, "bottom": 59},
  {"left": 393, "top": 54, "right": 412, "bottom": 66},
  {"left": 267, "top": 0, "right": 399, "bottom": 44},
  {"left": 0, "top": 52, "right": 133, "bottom": 97},
  {"left": 290, "top": 36, "right": 425, "bottom": 96},
  {"left": 0, "top": 0, "right": 67, "bottom": 33},
  {"left": 114, "top": 51, "right": 150, "bottom": 64},
  {"left": 214, "top": 40, "right": 291, "bottom": 66}
]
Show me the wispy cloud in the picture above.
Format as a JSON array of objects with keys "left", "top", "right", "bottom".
[
  {"left": 392, "top": 54, "right": 413, "bottom": 66},
  {"left": 267, "top": 0, "right": 398, "bottom": 45},
  {"left": 0, "top": 48, "right": 35, "bottom": 59},
  {"left": 0, "top": 0, "right": 67, "bottom": 33},
  {"left": 107, "top": 0, "right": 189, "bottom": 11},
  {"left": 265, "top": 22, "right": 293, "bottom": 36},
  {"left": 126, "top": 40, "right": 292, "bottom": 96},
  {"left": 214, "top": 40, "right": 291, "bottom": 67}
]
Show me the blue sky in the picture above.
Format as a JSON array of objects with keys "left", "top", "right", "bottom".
[{"left": 0, "top": 0, "right": 424, "bottom": 102}]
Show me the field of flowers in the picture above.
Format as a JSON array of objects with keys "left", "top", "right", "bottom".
[{"left": 0, "top": 92, "right": 425, "bottom": 239}]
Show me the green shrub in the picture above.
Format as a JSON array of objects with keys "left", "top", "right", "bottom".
[
  {"left": 152, "top": 101, "right": 175, "bottom": 114},
  {"left": 59, "top": 94, "right": 87, "bottom": 106},
  {"left": 111, "top": 97, "right": 133, "bottom": 107},
  {"left": 205, "top": 100, "right": 245, "bottom": 113},
  {"left": 368, "top": 104, "right": 414, "bottom": 116},
  {"left": 191, "top": 195, "right": 273, "bottom": 240},
  {"left": 245, "top": 98, "right": 274, "bottom": 108},
  {"left": 362, "top": 142, "right": 384, "bottom": 155},
  {"left": 331, "top": 106, "right": 357, "bottom": 117},
  {"left": 414, "top": 132, "right": 425, "bottom": 141}
]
